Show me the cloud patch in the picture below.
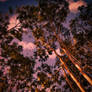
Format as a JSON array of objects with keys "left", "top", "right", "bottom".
[
  {"left": 69, "top": 0, "right": 87, "bottom": 13},
  {"left": 18, "top": 41, "right": 36, "bottom": 50}
]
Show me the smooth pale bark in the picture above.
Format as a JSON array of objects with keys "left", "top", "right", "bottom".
[
  {"left": 53, "top": 49, "right": 85, "bottom": 92},
  {"left": 55, "top": 32, "right": 92, "bottom": 86},
  {"left": 62, "top": 47, "right": 92, "bottom": 86},
  {"left": 61, "top": 65, "right": 75, "bottom": 92},
  {"left": 51, "top": 64, "right": 75, "bottom": 92},
  {"left": 46, "top": 43, "right": 85, "bottom": 92}
]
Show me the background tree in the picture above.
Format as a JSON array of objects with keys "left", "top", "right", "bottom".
[{"left": 0, "top": 13, "right": 36, "bottom": 91}]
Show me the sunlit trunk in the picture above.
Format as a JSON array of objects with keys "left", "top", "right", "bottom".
[
  {"left": 51, "top": 23, "right": 92, "bottom": 86},
  {"left": 55, "top": 33, "right": 92, "bottom": 86},
  {"left": 61, "top": 65, "right": 75, "bottom": 92},
  {"left": 62, "top": 47, "right": 92, "bottom": 86},
  {"left": 53, "top": 50, "right": 85, "bottom": 92}
]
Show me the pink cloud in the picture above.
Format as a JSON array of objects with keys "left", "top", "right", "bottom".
[
  {"left": 0, "top": 0, "right": 7, "bottom": 2},
  {"left": 69, "top": 0, "right": 87, "bottom": 13},
  {"left": 18, "top": 41, "right": 36, "bottom": 50}
]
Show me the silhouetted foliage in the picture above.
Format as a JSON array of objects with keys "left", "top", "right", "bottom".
[{"left": 0, "top": 0, "right": 92, "bottom": 92}]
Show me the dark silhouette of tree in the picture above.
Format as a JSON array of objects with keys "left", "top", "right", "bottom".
[
  {"left": 16, "top": 0, "right": 87, "bottom": 91},
  {"left": 0, "top": 13, "right": 36, "bottom": 91},
  {"left": 0, "top": 9, "right": 71, "bottom": 92},
  {"left": 0, "top": 0, "right": 92, "bottom": 92}
]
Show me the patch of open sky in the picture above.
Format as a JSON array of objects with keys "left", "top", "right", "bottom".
[{"left": 0, "top": 0, "right": 38, "bottom": 13}]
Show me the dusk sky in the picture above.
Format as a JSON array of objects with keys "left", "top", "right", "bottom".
[
  {"left": 0, "top": 0, "right": 37, "bottom": 13},
  {"left": 0, "top": 0, "right": 92, "bottom": 13}
]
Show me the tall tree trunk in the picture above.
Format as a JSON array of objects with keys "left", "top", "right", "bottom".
[
  {"left": 53, "top": 50, "right": 85, "bottom": 92},
  {"left": 61, "top": 65, "right": 75, "bottom": 92},
  {"left": 62, "top": 47, "right": 92, "bottom": 86},
  {"left": 55, "top": 33, "right": 92, "bottom": 86},
  {"left": 51, "top": 23, "right": 92, "bottom": 86}
]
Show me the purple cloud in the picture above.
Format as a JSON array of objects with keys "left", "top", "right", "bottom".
[{"left": 69, "top": 0, "right": 87, "bottom": 13}]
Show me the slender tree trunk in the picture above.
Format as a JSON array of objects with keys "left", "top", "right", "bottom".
[
  {"left": 55, "top": 33, "right": 92, "bottom": 86},
  {"left": 61, "top": 65, "right": 75, "bottom": 92},
  {"left": 46, "top": 43, "right": 85, "bottom": 92},
  {"left": 50, "top": 23, "right": 92, "bottom": 86},
  {"left": 62, "top": 47, "right": 92, "bottom": 86},
  {"left": 53, "top": 50, "right": 85, "bottom": 92}
]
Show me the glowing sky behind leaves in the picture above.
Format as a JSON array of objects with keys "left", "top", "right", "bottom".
[
  {"left": 0, "top": 0, "right": 91, "bottom": 13},
  {"left": 8, "top": 0, "right": 88, "bottom": 61}
]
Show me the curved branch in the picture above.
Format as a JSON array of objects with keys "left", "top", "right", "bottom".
[{"left": 8, "top": 23, "right": 20, "bottom": 31}]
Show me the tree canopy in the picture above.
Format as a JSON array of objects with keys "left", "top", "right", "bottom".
[{"left": 0, "top": 0, "right": 92, "bottom": 92}]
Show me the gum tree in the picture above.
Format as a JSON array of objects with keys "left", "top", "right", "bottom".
[
  {"left": 0, "top": 9, "right": 71, "bottom": 92},
  {"left": 16, "top": 0, "right": 87, "bottom": 91}
]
